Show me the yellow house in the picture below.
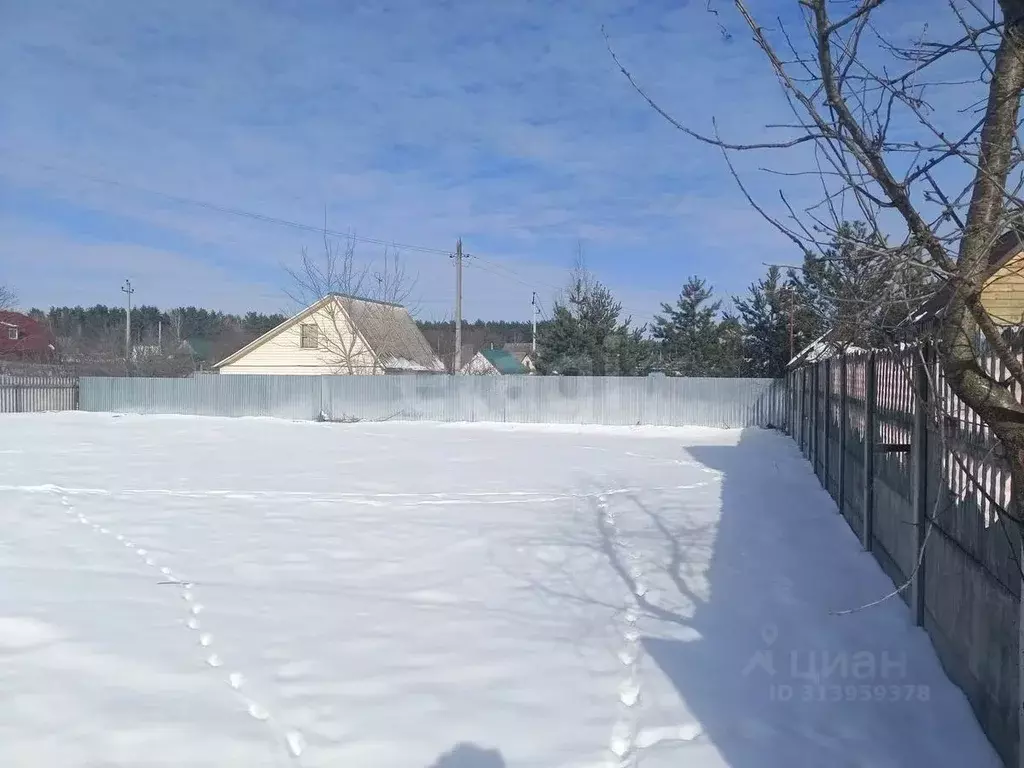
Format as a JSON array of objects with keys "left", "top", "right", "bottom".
[
  {"left": 214, "top": 294, "right": 444, "bottom": 375},
  {"left": 911, "top": 229, "right": 1024, "bottom": 328},
  {"left": 981, "top": 233, "right": 1024, "bottom": 325}
]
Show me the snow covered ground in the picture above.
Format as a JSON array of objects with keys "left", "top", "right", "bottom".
[{"left": 0, "top": 412, "right": 1001, "bottom": 768}]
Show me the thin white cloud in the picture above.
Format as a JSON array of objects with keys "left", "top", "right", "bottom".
[{"left": 0, "top": 0, "right": 967, "bottom": 321}]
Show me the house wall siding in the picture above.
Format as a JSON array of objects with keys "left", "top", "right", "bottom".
[
  {"left": 219, "top": 303, "right": 379, "bottom": 375},
  {"left": 982, "top": 251, "right": 1024, "bottom": 325}
]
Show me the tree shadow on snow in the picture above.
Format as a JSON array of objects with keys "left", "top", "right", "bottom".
[
  {"left": 573, "top": 428, "right": 991, "bottom": 767},
  {"left": 425, "top": 742, "right": 505, "bottom": 768}
]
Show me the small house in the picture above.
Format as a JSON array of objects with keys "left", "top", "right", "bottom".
[
  {"left": 462, "top": 346, "right": 529, "bottom": 375},
  {"left": 214, "top": 294, "right": 444, "bottom": 375},
  {"left": 907, "top": 228, "right": 1024, "bottom": 330},
  {"left": 0, "top": 311, "right": 57, "bottom": 363},
  {"left": 502, "top": 343, "right": 537, "bottom": 373}
]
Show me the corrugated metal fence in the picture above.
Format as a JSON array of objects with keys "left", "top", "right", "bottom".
[
  {"left": 0, "top": 375, "right": 79, "bottom": 413},
  {"left": 787, "top": 351, "right": 1020, "bottom": 767},
  {"left": 79, "top": 374, "right": 787, "bottom": 429}
]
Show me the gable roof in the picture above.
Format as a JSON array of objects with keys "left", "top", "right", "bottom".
[
  {"left": 479, "top": 347, "right": 527, "bottom": 374},
  {"left": 904, "top": 228, "right": 1024, "bottom": 328},
  {"left": 503, "top": 343, "right": 534, "bottom": 363},
  {"left": 340, "top": 295, "right": 444, "bottom": 371},
  {"left": 181, "top": 338, "right": 216, "bottom": 361},
  {"left": 213, "top": 294, "right": 443, "bottom": 372}
]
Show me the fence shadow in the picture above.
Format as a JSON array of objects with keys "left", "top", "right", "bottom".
[{"left": 594, "top": 428, "right": 998, "bottom": 767}]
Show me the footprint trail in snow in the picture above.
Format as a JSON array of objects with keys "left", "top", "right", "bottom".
[{"left": 57, "top": 492, "right": 307, "bottom": 762}]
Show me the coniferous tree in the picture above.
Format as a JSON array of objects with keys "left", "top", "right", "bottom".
[
  {"left": 734, "top": 266, "right": 799, "bottom": 378},
  {"left": 536, "top": 269, "right": 649, "bottom": 375},
  {"left": 652, "top": 277, "right": 724, "bottom": 376},
  {"left": 715, "top": 313, "right": 747, "bottom": 377}
]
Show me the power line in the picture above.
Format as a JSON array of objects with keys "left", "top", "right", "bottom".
[
  {"left": 15, "top": 160, "right": 456, "bottom": 257},
  {"left": 465, "top": 259, "right": 538, "bottom": 290},
  {"left": 14, "top": 159, "right": 655, "bottom": 316},
  {"left": 468, "top": 252, "right": 565, "bottom": 295},
  {"left": 16, "top": 159, "right": 577, "bottom": 290}
]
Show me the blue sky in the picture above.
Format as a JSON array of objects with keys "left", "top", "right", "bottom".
[{"left": 0, "top": 0, "right": 939, "bottom": 323}]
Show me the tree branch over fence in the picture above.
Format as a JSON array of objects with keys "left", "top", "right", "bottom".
[{"left": 612, "top": 0, "right": 1024, "bottom": 523}]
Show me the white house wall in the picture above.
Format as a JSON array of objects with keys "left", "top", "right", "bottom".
[{"left": 219, "top": 302, "right": 379, "bottom": 375}]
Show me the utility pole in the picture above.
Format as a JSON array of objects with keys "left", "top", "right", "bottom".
[
  {"left": 121, "top": 279, "right": 134, "bottom": 362},
  {"left": 452, "top": 239, "right": 464, "bottom": 372},
  {"left": 531, "top": 291, "right": 538, "bottom": 353}
]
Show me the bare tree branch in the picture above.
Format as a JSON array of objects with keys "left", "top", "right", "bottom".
[
  {"left": 612, "top": 0, "right": 1024, "bottom": 523},
  {"left": 602, "top": 27, "right": 821, "bottom": 151},
  {"left": 0, "top": 284, "right": 16, "bottom": 312},
  {"left": 285, "top": 223, "right": 419, "bottom": 375}
]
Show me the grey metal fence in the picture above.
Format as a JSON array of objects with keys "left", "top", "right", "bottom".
[
  {"left": 0, "top": 374, "right": 79, "bottom": 413},
  {"left": 80, "top": 374, "right": 787, "bottom": 429},
  {"left": 788, "top": 352, "right": 1020, "bottom": 767}
]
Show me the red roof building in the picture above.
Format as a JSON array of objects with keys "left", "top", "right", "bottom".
[{"left": 0, "top": 312, "right": 57, "bottom": 362}]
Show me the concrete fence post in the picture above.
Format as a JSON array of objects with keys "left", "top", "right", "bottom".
[
  {"left": 911, "top": 346, "right": 930, "bottom": 627},
  {"left": 812, "top": 363, "right": 820, "bottom": 480},
  {"left": 824, "top": 359, "right": 832, "bottom": 493},
  {"left": 791, "top": 372, "right": 796, "bottom": 442},
  {"left": 862, "top": 352, "right": 876, "bottom": 551},
  {"left": 794, "top": 370, "right": 802, "bottom": 454},
  {"left": 839, "top": 354, "right": 848, "bottom": 516}
]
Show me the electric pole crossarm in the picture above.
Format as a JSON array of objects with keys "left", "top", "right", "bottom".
[{"left": 121, "top": 279, "right": 135, "bottom": 363}]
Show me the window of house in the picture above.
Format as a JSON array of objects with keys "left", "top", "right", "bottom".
[
  {"left": 7, "top": 328, "right": 17, "bottom": 340},
  {"left": 299, "top": 323, "right": 319, "bottom": 349}
]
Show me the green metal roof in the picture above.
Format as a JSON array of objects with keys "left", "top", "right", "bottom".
[
  {"left": 480, "top": 347, "right": 527, "bottom": 374},
  {"left": 182, "top": 338, "right": 216, "bottom": 361}
]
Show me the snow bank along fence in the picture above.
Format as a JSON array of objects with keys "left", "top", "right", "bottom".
[
  {"left": 0, "top": 374, "right": 79, "bottom": 413},
  {"left": 78, "top": 374, "right": 786, "bottom": 429},
  {"left": 787, "top": 350, "right": 1021, "bottom": 766}
]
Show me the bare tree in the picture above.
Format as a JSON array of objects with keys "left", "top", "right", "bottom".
[
  {"left": 0, "top": 284, "right": 16, "bottom": 311},
  {"left": 611, "top": 1, "right": 1024, "bottom": 522},
  {"left": 286, "top": 228, "right": 421, "bottom": 374}
]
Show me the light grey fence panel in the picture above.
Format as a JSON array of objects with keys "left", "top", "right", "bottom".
[
  {"left": 0, "top": 375, "right": 79, "bottom": 413},
  {"left": 82, "top": 374, "right": 785, "bottom": 428},
  {"left": 81, "top": 375, "right": 322, "bottom": 420}
]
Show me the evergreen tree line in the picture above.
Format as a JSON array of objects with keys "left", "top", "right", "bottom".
[
  {"left": 534, "top": 222, "right": 931, "bottom": 378},
  {"left": 34, "top": 305, "right": 289, "bottom": 348}
]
